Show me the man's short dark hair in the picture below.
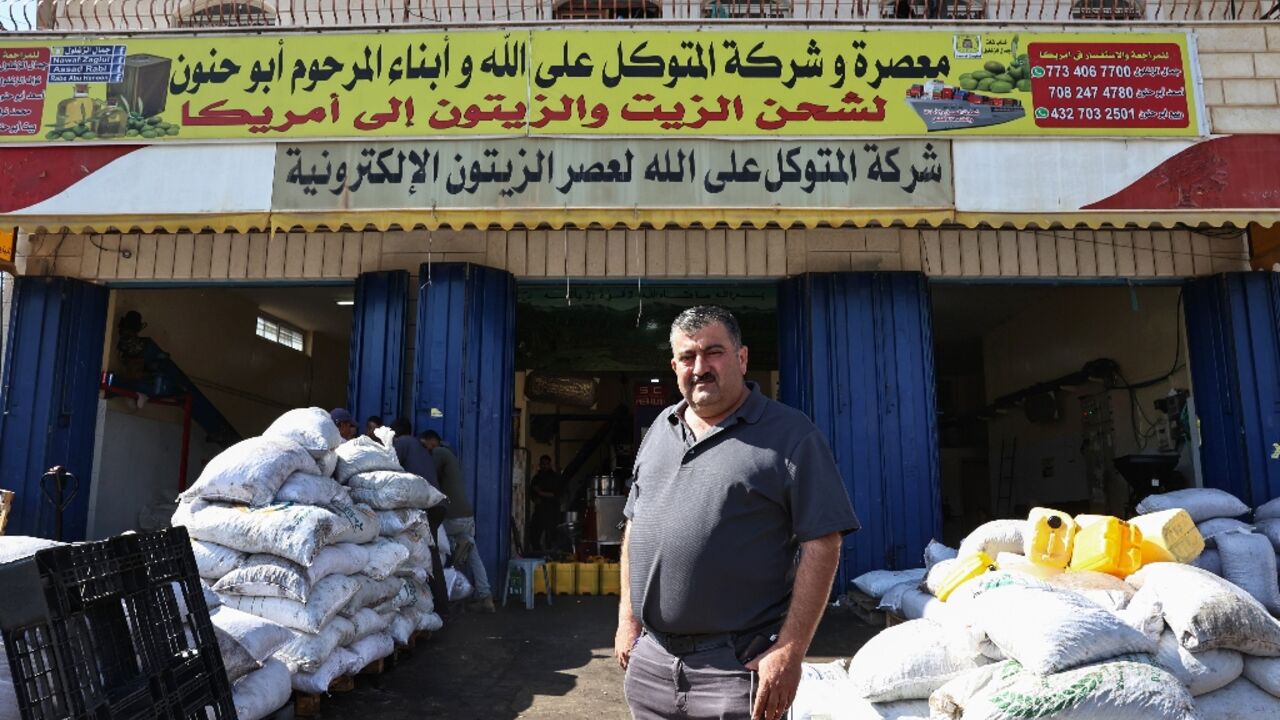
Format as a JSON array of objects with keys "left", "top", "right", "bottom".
[
  {"left": 670, "top": 306, "right": 743, "bottom": 350},
  {"left": 420, "top": 429, "right": 442, "bottom": 442},
  {"left": 367, "top": 416, "right": 383, "bottom": 426},
  {"left": 390, "top": 417, "right": 412, "bottom": 437}
]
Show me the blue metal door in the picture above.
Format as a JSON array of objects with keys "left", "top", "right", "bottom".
[
  {"left": 778, "top": 272, "right": 940, "bottom": 586},
  {"left": 1185, "top": 273, "right": 1280, "bottom": 506},
  {"left": 348, "top": 271, "right": 410, "bottom": 425},
  {"left": 0, "top": 277, "right": 108, "bottom": 539},
  {"left": 413, "top": 263, "right": 516, "bottom": 590}
]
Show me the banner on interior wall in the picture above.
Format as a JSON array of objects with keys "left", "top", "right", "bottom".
[
  {"left": 0, "top": 29, "right": 1199, "bottom": 144},
  {"left": 272, "top": 137, "right": 952, "bottom": 211}
]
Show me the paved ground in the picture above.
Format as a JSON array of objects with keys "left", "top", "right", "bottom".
[{"left": 318, "top": 596, "right": 878, "bottom": 719}]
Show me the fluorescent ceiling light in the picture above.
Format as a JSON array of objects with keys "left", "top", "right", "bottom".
[
  {"left": 335, "top": 300, "right": 355, "bottom": 306},
  {"left": 650, "top": 378, "right": 661, "bottom": 383}
]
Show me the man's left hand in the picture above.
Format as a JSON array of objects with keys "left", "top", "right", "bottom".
[{"left": 745, "top": 643, "right": 801, "bottom": 720}]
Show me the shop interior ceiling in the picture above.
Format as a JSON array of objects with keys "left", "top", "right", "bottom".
[
  {"left": 516, "top": 283, "right": 778, "bottom": 373},
  {"left": 226, "top": 286, "right": 353, "bottom": 336},
  {"left": 930, "top": 285, "right": 1055, "bottom": 343}
]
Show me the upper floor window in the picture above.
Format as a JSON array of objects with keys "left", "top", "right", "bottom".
[
  {"left": 881, "top": 0, "right": 985, "bottom": 18},
  {"left": 1070, "top": 0, "right": 1144, "bottom": 19},
  {"left": 256, "top": 315, "right": 306, "bottom": 352},
  {"left": 174, "top": 0, "right": 276, "bottom": 27},
  {"left": 702, "top": 0, "right": 791, "bottom": 17},
  {"left": 552, "top": 0, "right": 661, "bottom": 19}
]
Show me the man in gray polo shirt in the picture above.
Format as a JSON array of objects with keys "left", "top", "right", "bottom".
[{"left": 616, "top": 306, "right": 859, "bottom": 720}]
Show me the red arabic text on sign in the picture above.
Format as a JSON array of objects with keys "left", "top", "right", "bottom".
[
  {"left": 1029, "top": 43, "right": 1189, "bottom": 130},
  {"left": 0, "top": 48, "right": 50, "bottom": 137}
]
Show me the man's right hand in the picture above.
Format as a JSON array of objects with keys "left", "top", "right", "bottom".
[{"left": 614, "top": 619, "right": 642, "bottom": 669}]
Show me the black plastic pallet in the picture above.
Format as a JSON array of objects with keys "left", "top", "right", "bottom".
[{"left": 0, "top": 527, "right": 237, "bottom": 720}]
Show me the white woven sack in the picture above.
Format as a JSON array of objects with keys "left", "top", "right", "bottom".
[
  {"left": 1136, "top": 488, "right": 1249, "bottom": 523},
  {"left": 791, "top": 661, "right": 856, "bottom": 720},
  {"left": 223, "top": 574, "right": 359, "bottom": 634},
  {"left": 377, "top": 509, "right": 427, "bottom": 537},
  {"left": 398, "top": 567, "right": 430, "bottom": 585},
  {"left": 173, "top": 500, "right": 350, "bottom": 567},
  {"left": 369, "top": 580, "right": 418, "bottom": 614},
  {"left": 0, "top": 537, "right": 62, "bottom": 564},
  {"left": 327, "top": 501, "right": 380, "bottom": 545},
  {"left": 899, "top": 588, "right": 951, "bottom": 624},
  {"left": 345, "top": 632, "right": 395, "bottom": 671},
  {"left": 1215, "top": 531, "right": 1280, "bottom": 614},
  {"left": 214, "top": 554, "right": 310, "bottom": 603},
  {"left": 391, "top": 531, "right": 432, "bottom": 567},
  {"left": 231, "top": 658, "right": 292, "bottom": 720},
  {"left": 315, "top": 451, "right": 338, "bottom": 479},
  {"left": 1154, "top": 630, "right": 1242, "bottom": 697},
  {"left": 964, "top": 585, "right": 1156, "bottom": 675},
  {"left": 958, "top": 520, "right": 1025, "bottom": 559},
  {"left": 264, "top": 407, "right": 342, "bottom": 457},
  {"left": 852, "top": 568, "right": 927, "bottom": 599},
  {"left": 1195, "top": 677, "right": 1280, "bottom": 719},
  {"left": 847, "top": 619, "right": 989, "bottom": 702},
  {"left": 305, "top": 543, "right": 370, "bottom": 586},
  {"left": 335, "top": 436, "right": 403, "bottom": 483},
  {"left": 348, "top": 470, "right": 447, "bottom": 510},
  {"left": 1127, "top": 562, "right": 1280, "bottom": 655},
  {"left": 876, "top": 581, "right": 917, "bottom": 615},
  {"left": 291, "top": 647, "right": 355, "bottom": 694},
  {"left": 1242, "top": 656, "right": 1280, "bottom": 697},
  {"left": 1117, "top": 592, "right": 1166, "bottom": 644},
  {"left": 446, "top": 568, "right": 473, "bottom": 602},
  {"left": 1253, "top": 518, "right": 1280, "bottom": 552},
  {"left": 925, "top": 540, "right": 958, "bottom": 570},
  {"left": 273, "top": 616, "right": 356, "bottom": 674},
  {"left": 275, "top": 471, "right": 346, "bottom": 506},
  {"left": 342, "top": 575, "right": 405, "bottom": 616},
  {"left": 412, "top": 581, "right": 435, "bottom": 616},
  {"left": 417, "top": 611, "right": 443, "bottom": 632},
  {"left": 349, "top": 607, "right": 392, "bottom": 642},
  {"left": 1257, "top": 496, "right": 1280, "bottom": 522},
  {"left": 1190, "top": 549, "right": 1222, "bottom": 575},
  {"left": 181, "top": 437, "right": 316, "bottom": 506},
  {"left": 210, "top": 605, "right": 291, "bottom": 682},
  {"left": 930, "top": 656, "right": 1197, "bottom": 720},
  {"left": 390, "top": 611, "right": 419, "bottom": 645},
  {"left": 1040, "top": 570, "right": 1135, "bottom": 612},
  {"left": 365, "top": 537, "right": 411, "bottom": 580},
  {"left": 191, "top": 539, "right": 244, "bottom": 581},
  {"left": 1196, "top": 518, "right": 1253, "bottom": 547}
]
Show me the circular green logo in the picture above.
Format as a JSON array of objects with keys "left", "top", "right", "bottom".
[
  {"left": 1035, "top": 107, "right": 1049, "bottom": 119},
  {"left": 1031, "top": 66, "right": 1046, "bottom": 78}
]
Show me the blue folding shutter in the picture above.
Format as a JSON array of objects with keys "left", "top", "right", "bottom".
[
  {"left": 0, "top": 277, "right": 108, "bottom": 539},
  {"left": 1185, "top": 273, "right": 1280, "bottom": 506},
  {"left": 413, "top": 263, "right": 516, "bottom": 590},
  {"left": 778, "top": 272, "right": 940, "bottom": 586},
  {"left": 348, "top": 270, "right": 409, "bottom": 425}
]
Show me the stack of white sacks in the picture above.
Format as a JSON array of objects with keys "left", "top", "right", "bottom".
[
  {"left": 797, "top": 487, "right": 1280, "bottom": 719},
  {"left": 173, "top": 407, "right": 446, "bottom": 720}
]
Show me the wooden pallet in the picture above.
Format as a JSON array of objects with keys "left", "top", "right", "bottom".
[
  {"left": 293, "top": 676, "right": 357, "bottom": 717},
  {"left": 885, "top": 611, "right": 906, "bottom": 628},
  {"left": 358, "top": 658, "right": 385, "bottom": 675},
  {"left": 845, "top": 589, "right": 886, "bottom": 627}
]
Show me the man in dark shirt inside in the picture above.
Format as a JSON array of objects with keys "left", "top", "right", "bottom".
[
  {"left": 391, "top": 417, "right": 449, "bottom": 618},
  {"left": 616, "top": 306, "right": 859, "bottom": 720},
  {"left": 422, "top": 430, "right": 494, "bottom": 613},
  {"left": 528, "top": 454, "right": 564, "bottom": 552}
]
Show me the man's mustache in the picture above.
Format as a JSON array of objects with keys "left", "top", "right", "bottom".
[{"left": 691, "top": 373, "right": 717, "bottom": 384}]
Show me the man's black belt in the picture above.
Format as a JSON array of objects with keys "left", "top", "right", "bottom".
[{"left": 644, "top": 629, "right": 734, "bottom": 656}]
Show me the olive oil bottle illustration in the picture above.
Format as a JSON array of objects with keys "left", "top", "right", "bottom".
[{"left": 56, "top": 84, "right": 101, "bottom": 127}]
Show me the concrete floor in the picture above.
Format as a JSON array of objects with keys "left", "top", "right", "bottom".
[{"left": 318, "top": 596, "right": 878, "bottom": 719}]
